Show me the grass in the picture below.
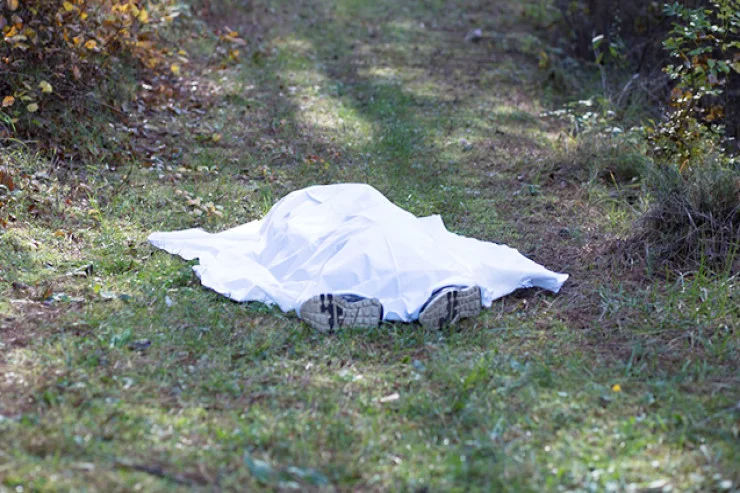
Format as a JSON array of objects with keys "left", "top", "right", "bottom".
[{"left": 1, "top": 0, "right": 738, "bottom": 491}]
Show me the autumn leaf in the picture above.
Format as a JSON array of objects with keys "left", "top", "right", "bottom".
[
  {"left": 39, "top": 81, "right": 53, "bottom": 94},
  {"left": 4, "top": 25, "right": 18, "bottom": 39},
  {"left": 0, "top": 168, "right": 15, "bottom": 191},
  {"left": 8, "top": 0, "right": 19, "bottom": 12},
  {"left": 62, "top": 1, "right": 75, "bottom": 12},
  {"left": 26, "top": 102, "right": 38, "bottom": 113},
  {"left": 1, "top": 96, "right": 15, "bottom": 108},
  {"left": 84, "top": 39, "right": 97, "bottom": 50},
  {"left": 170, "top": 63, "right": 181, "bottom": 75}
]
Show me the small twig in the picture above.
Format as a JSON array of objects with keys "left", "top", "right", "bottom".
[
  {"left": 89, "top": 98, "right": 128, "bottom": 117},
  {"left": 109, "top": 154, "right": 136, "bottom": 200},
  {"left": 616, "top": 74, "right": 639, "bottom": 109}
]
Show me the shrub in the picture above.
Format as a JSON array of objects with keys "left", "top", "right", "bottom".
[
  {"left": 646, "top": 1, "right": 740, "bottom": 169},
  {"left": 637, "top": 2, "right": 739, "bottom": 273},
  {"left": 547, "top": 1, "right": 740, "bottom": 273},
  {"left": 0, "top": 0, "right": 178, "bottom": 157},
  {"left": 637, "top": 158, "right": 739, "bottom": 273},
  {"left": 550, "top": 0, "right": 740, "bottom": 147}
]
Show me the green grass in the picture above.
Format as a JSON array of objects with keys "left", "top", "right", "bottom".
[{"left": 1, "top": 0, "right": 738, "bottom": 491}]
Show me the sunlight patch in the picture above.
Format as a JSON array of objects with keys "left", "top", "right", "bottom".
[
  {"left": 363, "top": 66, "right": 402, "bottom": 84},
  {"left": 275, "top": 37, "right": 314, "bottom": 56},
  {"left": 281, "top": 68, "right": 374, "bottom": 142}
]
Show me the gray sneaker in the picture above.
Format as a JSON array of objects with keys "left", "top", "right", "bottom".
[
  {"left": 300, "top": 294, "right": 383, "bottom": 333},
  {"left": 418, "top": 286, "right": 482, "bottom": 330}
]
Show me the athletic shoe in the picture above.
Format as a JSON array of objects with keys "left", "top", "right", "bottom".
[
  {"left": 299, "top": 294, "right": 383, "bottom": 333},
  {"left": 418, "top": 286, "right": 482, "bottom": 330}
]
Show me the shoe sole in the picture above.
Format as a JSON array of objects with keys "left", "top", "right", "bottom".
[
  {"left": 300, "top": 294, "right": 383, "bottom": 333},
  {"left": 418, "top": 286, "right": 482, "bottom": 330}
]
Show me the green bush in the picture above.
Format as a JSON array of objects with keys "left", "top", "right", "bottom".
[
  {"left": 646, "top": 1, "right": 740, "bottom": 169},
  {"left": 550, "top": 0, "right": 740, "bottom": 147}
]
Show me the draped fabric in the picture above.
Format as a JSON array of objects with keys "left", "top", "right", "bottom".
[{"left": 149, "top": 184, "right": 568, "bottom": 321}]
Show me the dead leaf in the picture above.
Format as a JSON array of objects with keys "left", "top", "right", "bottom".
[
  {"left": 0, "top": 168, "right": 15, "bottom": 191},
  {"left": 1, "top": 96, "right": 14, "bottom": 108}
]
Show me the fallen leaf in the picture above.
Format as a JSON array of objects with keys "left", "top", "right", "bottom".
[
  {"left": 1, "top": 96, "right": 14, "bottom": 108},
  {"left": 39, "top": 286, "right": 54, "bottom": 301},
  {"left": 0, "top": 168, "right": 14, "bottom": 191},
  {"left": 8, "top": 0, "right": 18, "bottom": 12},
  {"left": 39, "top": 81, "right": 53, "bottom": 94},
  {"left": 26, "top": 103, "right": 38, "bottom": 113},
  {"left": 379, "top": 393, "right": 400, "bottom": 403},
  {"left": 170, "top": 63, "right": 180, "bottom": 76},
  {"left": 84, "top": 39, "right": 97, "bottom": 50}
]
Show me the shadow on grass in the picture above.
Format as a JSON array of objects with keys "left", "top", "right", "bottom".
[{"left": 2, "top": 0, "right": 738, "bottom": 490}]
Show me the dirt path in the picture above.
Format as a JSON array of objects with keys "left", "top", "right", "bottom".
[{"left": 0, "top": 0, "right": 737, "bottom": 491}]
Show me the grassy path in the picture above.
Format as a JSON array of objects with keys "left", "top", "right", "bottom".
[{"left": 1, "top": 0, "right": 738, "bottom": 491}]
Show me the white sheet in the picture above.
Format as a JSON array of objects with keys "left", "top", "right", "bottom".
[{"left": 148, "top": 183, "right": 568, "bottom": 321}]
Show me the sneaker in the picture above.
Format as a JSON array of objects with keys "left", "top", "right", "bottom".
[
  {"left": 300, "top": 294, "right": 383, "bottom": 333},
  {"left": 418, "top": 286, "right": 482, "bottom": 330}
]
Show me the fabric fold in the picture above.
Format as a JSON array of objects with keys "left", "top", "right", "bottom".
[{"left": 148, "top": 183, "right": 568, "bottom": 321}]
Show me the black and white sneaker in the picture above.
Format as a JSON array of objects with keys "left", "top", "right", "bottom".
[
  {"left": 299, "top": 294, "right": 384, "bottom": 333},
  {"left": 418, "top": 286, "right": 482, "bottom": 330}
]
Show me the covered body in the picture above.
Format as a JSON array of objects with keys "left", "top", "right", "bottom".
[{"left": 148, "top": 183, "right": 568, "bottom": 321}]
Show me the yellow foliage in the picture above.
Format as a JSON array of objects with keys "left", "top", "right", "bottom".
[{"left": 1, "top": 0, "right": 178, "bottom": 126}]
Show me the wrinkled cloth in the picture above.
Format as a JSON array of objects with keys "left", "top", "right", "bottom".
[{"left": 148, "top": 183, "right": 568, "bottom": 321}]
